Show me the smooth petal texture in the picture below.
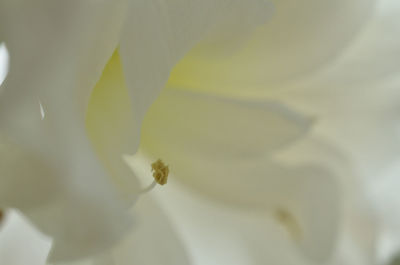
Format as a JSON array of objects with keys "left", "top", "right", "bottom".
[
  {"left": 276, "top": 0, "right": 400, "bottom": 180},
  {"left": 140, "top": 90, "right": 339, "bottom": 261},
  {"left": 86, "top": 50, "right": 140, "bottom": 200},
  {"left": 151, "top": 177, "right": 338, "bottom": 265},
  {"left": 0, "top": 0, "right": 134, "bottom": 261},
  {"left": 273, "top": 134, "right": 380, "bottom": 264},
  {"left": 101, "top": 196, "right": 191, "bottom": 265},
  {"left": 0, "top": 210, "right": 51, "bottom": 265},
  {"left": 0, "top": 0, "right": 129, "bottom": 116},
  {"left": 369, "top": 161, "right": 400, "bottom": 251},
  {"left": 26, "top": 189, "right": 132, "bottom": 263},
  {"left": 167, "top": 0, "right": 375, "bottom": 95},
  {"left": 141, "top": 89, "right": 312, "bottom": 160},
  {"left": 51, "top": 196, "right": 191, "bottom": 265},
  {"left": 0, "top": 133, "right": 58, "bottom": 209},
  {"left": 119, "top": 0, "right": 272, "bottom": 152}
]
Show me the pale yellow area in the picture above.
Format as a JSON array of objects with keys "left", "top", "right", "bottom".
[
  {"left": 167, "top": 0, "right": 373, "bottom": 98},
  {"left": 86, "top": 50, "right": 139, "bottom": 195}
]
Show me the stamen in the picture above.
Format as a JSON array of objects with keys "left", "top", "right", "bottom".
[
  {"left": 138, "top": 159, "right": 169, "bottom": 194},
  {"left": 151, "top": 159, "right": 169, "bottom": 185}
]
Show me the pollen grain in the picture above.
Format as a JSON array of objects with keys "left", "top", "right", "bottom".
[{"left": 151, "top": 159, "right": 169, "bottom": 185}]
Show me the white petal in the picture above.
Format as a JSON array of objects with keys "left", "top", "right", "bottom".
[
  {"left": 26, "top": 190, "right": 132, "bottom": 263},
  {"left": 152, "top": 178, "right": 331, "bottom": 265},
  {"left": 0, "top": 210, "right": 51, "bottom": 265},
  {"left": 0, "top": 1, "right": 135, "bottom": 260},
  {"left": 105, "top": 196, "right": 191, "bottom": 265},
  {"left": 0, "top": 0, "right": 129, "bottom": 115},
  {"left": 141, "top": 89, "right": 312, "bottom": 160},
  {"left": 369, "top": 161, "right": 400, "bottom": 244},
  {"left": 54, "top": 196, "right": 191, "bottom": 265},
  {"left": 0, "top": 133, "right": 57, "bottom": 209},
  {"left": 86, "top": 51, "right": 141, "bottom": 198},
  {"left": 277, "top": 0, "right": 400, "bottom": 180},
  {"left": 0, "top": 119, "right": 134, "bottom": 261},
  {"left": 140, "top": 90, "right": 339, "bottom": 261},
  {"left": 167, "top": 0, "right": 376, "bottom": 95},
  {"left": 119, "top": 0, "right": 272, "bottom": 150}
]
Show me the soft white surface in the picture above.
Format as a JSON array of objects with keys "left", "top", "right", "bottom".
[{"left": 0, "top": 211, "right": 51, "bottom": 265}]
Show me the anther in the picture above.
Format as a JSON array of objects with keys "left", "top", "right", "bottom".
[
  {"left": 151, "top": 159, "right": 169, "bottom": 185},
  {"left": 138, "top": 159, "right": 169, "bottom": 194}
]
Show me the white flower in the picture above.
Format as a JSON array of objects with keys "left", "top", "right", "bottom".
[
  {"left": 95, "top": 0, "right": 399, "bottom": 264},
  {"left": 0, "top": 0, "right": 271, "bottom": 263},
  {"left": 1, "top": 0, "right": 398, "bottom": 264}
]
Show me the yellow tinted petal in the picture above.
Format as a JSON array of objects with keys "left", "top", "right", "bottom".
[{"left": 86, "top": 50, "right": 140, "bottom": 199}]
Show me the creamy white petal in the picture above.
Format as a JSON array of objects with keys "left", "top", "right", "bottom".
[
  {"left": 140, "top": 90, "right": 339, "bottom": 261},
  {"left": 141, "top": 89, "right": 312, "bottom": 160},
  {"left": 0, "top": 0, "right": 134, "bottom": 261},
  {"left": 0, "top": 133, "right": 57, "bottom": 209},
  {"left": 0, "top": 210, "right": 51, "bottom": 265},
  {"left": 104, "top": 196, "right": 191, "bottom": 265},
  {"left": 119, "top": 0, "right": 272, "bottom": 152},
  {"left": 26, "top": 190, "right": 132, "bottom": 263},
  {"left": 369, "top": 161, "right": 400, "bottom": 248},
  {"left": 52, "top": 196, "right": 191, "bottom": 265},
  {"left": 167, "top": 0, "right": 376, "bottom": 95},
  {"left": 0, "top": 0, "right": 130, "bottom": 116},
  {"left": 152, "top": 177, "right": 336, "bottom": 265},
  {"left": 273, "top": 0, "right": 400, "bottom": 180},
  {"left": 86, "top": 51, "right": 141, "bottom": 199}
]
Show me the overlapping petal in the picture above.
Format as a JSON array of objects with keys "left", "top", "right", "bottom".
[
  {"left": 86, "top": 51, "right": 140, "bottom": 200},
  {"left": 167, "top": 0, "right": 376, "bottom": 95},
  {"left": 100, "top": 196, "right": 191, "bottom": 265},
  {"left": 48, "top": 196, "right": 191, "bottom": 265},
  {"left": 0, "top": 0, "right": 134, "bottom": 261},
  {"left": 277, "top": 0, "right": 400, "bottom": 180},
  {"left": 0, "top": 210, "right": 51, "bottom": 265},
  {"left": 141, "top": 89, "right": 312, "bottom": 161},
  {"left": 119, "top": 0, "right": 272, "bottom": 150},
  {"left": 0, "top": 0, "right": 274, "bottom": 262},
  {"left": 150, "top": 176, "right": 340, "bottom": 265},
  {"left": 139, "top": 89, "right": 340, "bottom": 261}
]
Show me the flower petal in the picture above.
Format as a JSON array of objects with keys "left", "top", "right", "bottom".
[
  {"left": 119, "top": 0, "right": 272, "bottom": 144},
  {"left": 104, "top": 196, "right": 191, "bottom": 265},
  {"left": 277, "top": 0, "right": 400, "bottom": 180},
  {"left": 86, "top": 50, "right": 141, "bottom": 199},
  {"left": 140, "top": 89, "right": 339, "bottom": 261},
  {"left": 0, "top": 210, "right": 51, "bottom": 265},
  {"left": 0, "top": 1, "right": 135, "bottom": 261},
  {"left": 141, "top": 89, "right": 312, "bottom": 160},
  {"left": 167, "top": 0, "right": 376, "bottom": 95},
  {"left": 51, "top": 196, "right": 191, "bottom": 265},
  {"left": 0, "top": 0, "right": 129, "bottom": 115},
  {"left": 25, "top": 189, "right": 132, "bottom": 263},
  {"left": 151, "top": 175, "right": 339, "bottom": 264}
]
